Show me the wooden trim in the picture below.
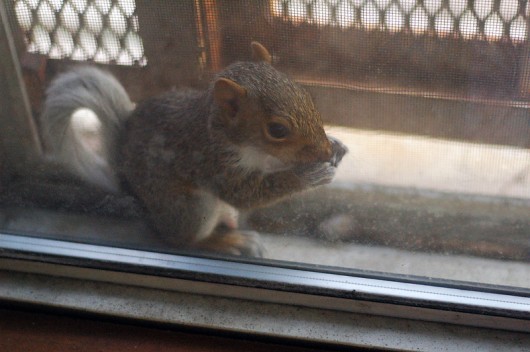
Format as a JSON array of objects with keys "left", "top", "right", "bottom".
[
  {"left": 200, "top": 0, "right": 223, "bottom": 72},
  {"left": 0, "top": 308, "right": 331, "bottom": 352},
  {"left": 517, "top": 15, "right": 530, "bottom": 98}
]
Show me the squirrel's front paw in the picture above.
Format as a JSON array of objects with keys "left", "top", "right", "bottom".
[{"left": 296, "top": 162, "right": 336, "bottom": 187}]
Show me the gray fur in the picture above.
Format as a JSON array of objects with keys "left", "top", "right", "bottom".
[{"left": 40, "top": 67, "right": 134, "bottom": 192}]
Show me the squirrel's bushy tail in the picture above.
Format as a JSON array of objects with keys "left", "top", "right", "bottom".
[{"left": 40, "top": 67, "right": 134, "bottom": 192}]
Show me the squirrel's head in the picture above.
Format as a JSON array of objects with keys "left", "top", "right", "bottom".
[{"left": 210, "top": 42, "right": 333, "bottom": 174}]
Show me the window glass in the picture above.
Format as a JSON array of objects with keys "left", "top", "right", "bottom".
[{"left": 1, "top": 0, "right": 529, "bottom": 291}]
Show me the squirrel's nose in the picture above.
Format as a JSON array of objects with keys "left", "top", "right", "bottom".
[{"left": 328, "top": 135, "right": 348, "bottom": 167}]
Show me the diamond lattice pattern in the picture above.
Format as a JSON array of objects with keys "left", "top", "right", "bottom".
[
  {"left": 272, "top": 0, "right": 528, "bottom": 43},
  {"left": 13, "top": 0, "right": 146, "bottom": 66}
]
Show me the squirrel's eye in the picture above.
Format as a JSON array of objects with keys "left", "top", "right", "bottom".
[{"left": 267, "top": 122, "right": 290, "bottom": 140}]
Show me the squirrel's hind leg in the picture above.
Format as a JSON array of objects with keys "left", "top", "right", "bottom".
[
  {"left": 142, "top": 186, "right": 264, "bottom": 257},
  {"left": 141, "top": 187, "right": 219, "bottom": 247}
]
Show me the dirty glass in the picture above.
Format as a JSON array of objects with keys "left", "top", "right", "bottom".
[{"left": 1, "top": 0, "right": 529, "bottom": 291}]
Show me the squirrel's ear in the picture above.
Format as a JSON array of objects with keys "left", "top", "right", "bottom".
[
  {"left": 213, "top": 78, "right": 247, "bottom": 117},
  {"left": 251, "top": 41, "right": 272, "bottom": 64}
]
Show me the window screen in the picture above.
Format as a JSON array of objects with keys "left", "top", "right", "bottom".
[
  {"left": 1, "top": 0, "right": 529, "bottom": 291},
  {"left": 271, "top": 0, "right": 527, "bottom": 42},
  {"left": 12, "top": 0, "right": 145, "bottom": 65}
]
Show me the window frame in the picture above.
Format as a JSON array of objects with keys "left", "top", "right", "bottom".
[{"left": 1, "top": 232, "right": 530, "bottom": 350}]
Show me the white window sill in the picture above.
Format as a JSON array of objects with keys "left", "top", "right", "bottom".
[{"left": 1, "top": 269, "right": 529, "bottom": 351}]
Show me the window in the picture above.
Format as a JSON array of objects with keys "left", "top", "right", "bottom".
[{"left": 1, "top": 0, "right": 529, "bottom": 348}]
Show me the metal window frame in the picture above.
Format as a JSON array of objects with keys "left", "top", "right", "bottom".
[{"left": 1, "top": 233, "right": 529, "bottom": 333}]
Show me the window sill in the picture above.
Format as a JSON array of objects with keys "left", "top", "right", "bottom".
[{"left": 1, "top": 268, "right": 529, "bottom": 351}]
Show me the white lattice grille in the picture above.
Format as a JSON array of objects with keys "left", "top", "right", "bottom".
[
  {"left": 272, "top": 0, "right": 528, "bottom": 43},
  {"left": 13, "top": 0, "right": 146, "bottom": 66}
]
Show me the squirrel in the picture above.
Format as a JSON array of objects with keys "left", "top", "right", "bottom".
[{"left": 38, "top": 42, "right": 348, "bottom": 257}]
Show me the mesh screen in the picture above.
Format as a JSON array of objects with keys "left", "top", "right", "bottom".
[
  {"left": 271, "top": 0, "right": 528, "bottom": 43},
  {"left": 12, "top": 0, "right": 146, "bottom": 66},
  {"left": 9, "top": 0, "right": 529, "bottom": 99},
  {"left": 6, "top": 0, "right": 530, "bottom": 143}
]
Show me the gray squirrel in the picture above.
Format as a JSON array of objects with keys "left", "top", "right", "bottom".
[{"left": 38, "top": 42, "right": 348, "bottom": 256}]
